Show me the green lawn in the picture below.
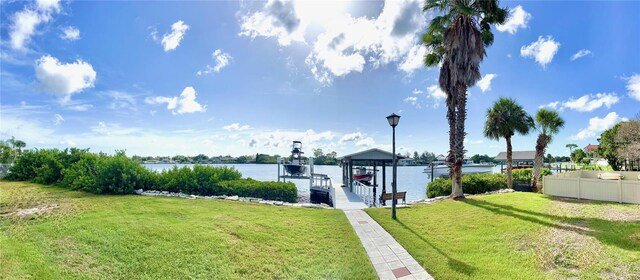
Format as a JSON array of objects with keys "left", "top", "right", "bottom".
[
  {"left": 0, "top": 181, "right": 376, "bottom": 279},
  {"left": 367, "top": 192, "right": 640, "bottom": 279}
]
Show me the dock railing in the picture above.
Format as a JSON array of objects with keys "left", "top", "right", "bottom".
[
  {"left": 351, "top": 180, "right": 374, "bottom": 206},
  {"left": 311, "top": 173, "right": 335, "bottom": 208}
]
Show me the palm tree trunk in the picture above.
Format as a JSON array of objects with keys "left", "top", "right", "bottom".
[
  {"left": 451, "top": 84, "right": 467, "bottom": 199},
  {"left": 506, "top": 135, "right": 513, "bottom": 189},
  {"left": 532, "top": 134, "right": 548, "bottom": 192}
]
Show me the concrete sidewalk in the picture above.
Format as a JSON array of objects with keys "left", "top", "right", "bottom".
[{"left": 343, "top": 209, "right": 433, "bottom": 280}]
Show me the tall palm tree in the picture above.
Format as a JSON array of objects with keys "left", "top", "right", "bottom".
[
  {"left": 13, "top": 140, "right": 26, "bottom": 157},
  {"left": 532, "top": 109, "right": 564, "bottom": 192},
  {"left": 423, "top": 0, "right": 507, "bottom": 199},
  {"left": 483, "top": 98, "right": 534, "bottom": 189}
]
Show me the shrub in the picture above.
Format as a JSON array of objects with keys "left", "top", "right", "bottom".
[
  {"left": 93, "top": 152, "right": 156, "bottom": 194},
  {"left": 216, "top": 179, "right": 297, "bottom": 203},
  {"left": 426, "top": 173, "right": 508, "bottom": 198},
  {"left": 512, "top": 168, "right": 552, "bottom": 183},
  {"left": 60, "top": 152, "right": 100, "bottom": 192}
]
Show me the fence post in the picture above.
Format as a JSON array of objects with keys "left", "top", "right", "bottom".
[
  {"left": 577, "top": 177, "right": 581, "bottom": 199},
  {"left": 618, "top": 178, "right": 622, "bottom": 203}
]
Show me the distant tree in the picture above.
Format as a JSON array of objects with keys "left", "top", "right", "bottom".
[
  {"left": 13, "top": 139, "right": 26, "bottom": 157},
  {"left": 565, "top": 144, "right": 578, "bottom": 156},
  {"left": 484, "top": 98, "right": 534, "bottom": 189},
  {"left": 422, "top": 0, "right": 508, "bottom": 199},
  {"left": 598, "top": 123, "right": 622, "bottom": 170},
  {"left": 313, "top": 148, "right": 324, "bottom": 158},
  {"left": 470, "top": 154, "right": 495, "bottom": 163},
  {"left": 546, "top": 153, "right": 554, "bottom": 163},
  {"left": 532, "top": 108, "right": 565, "bottom": 191},
  {"left": 571, "top": 149, "right": 586, "bottom": 164},
  {"left": 615, "top": 120, "right": 640, "bottom": 169},
  {"left": 193, "top": 154, "right": 209, "bottom": 163},
  {"left": 413, "top": 151, "right": 420, "bottom": 163}
]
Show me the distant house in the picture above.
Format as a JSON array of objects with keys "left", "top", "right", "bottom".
[
  {"left": 398, "top": 158, "right": 416, "bottom": 166},
  {"left": 583, "top": 144, "right": 599, "bottom": 158},
  {"left": 495, "top": 151, "right": 536, "bottom": 166}
]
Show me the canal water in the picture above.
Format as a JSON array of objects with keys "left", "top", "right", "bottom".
[{"left": 144, "top": 164, "right": 504, "bottom": 203}]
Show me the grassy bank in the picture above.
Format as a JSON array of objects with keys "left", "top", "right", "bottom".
[
  {"left": 367, "top": 192, "right": 640, "bottom": 279},
  {"left": 0, "top": 181, "right": 376, "bottom": 279}
]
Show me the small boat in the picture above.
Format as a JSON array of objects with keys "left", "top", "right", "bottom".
[
  {"left": 353, "top": 167, "right": 373, "bottom": 183},
  {"left": 424, "top": 158, "right": 495, "bottom": 177},
  {"left": 283, "top": 141, "right": 307, "bottom": 176}
]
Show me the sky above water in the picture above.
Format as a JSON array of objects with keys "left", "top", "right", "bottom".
[{"left": 1, "top": 0, "right": 639, "bottom": 158}]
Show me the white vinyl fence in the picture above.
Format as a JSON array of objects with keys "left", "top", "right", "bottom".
[{"left": 543, "top": 170, "right": 640, "bottom": 204}]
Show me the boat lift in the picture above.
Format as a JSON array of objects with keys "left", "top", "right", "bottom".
[{"left": 277, "top": 157, "right": 335, "bottom": 207}]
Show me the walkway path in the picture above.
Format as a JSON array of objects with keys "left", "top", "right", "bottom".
[
  {"left": 343, "top": 209, "right": 433, "bottom": 280},
  {"left": 333, "top": 184, "right": 368, "bottom": 210}
]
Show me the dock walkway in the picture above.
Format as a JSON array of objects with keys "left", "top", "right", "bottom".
[
  {"left": 333, "top": 181, "right": 433, "bottom": 279},
  {"left": 343, "top": 209, "right": 433, "bottom": 280}
]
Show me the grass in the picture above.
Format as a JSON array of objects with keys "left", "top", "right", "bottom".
[
  {"left": 0, "top": 181, "right": 376, "bottom": 279},
  {"left": 366, "top": 192, "right": 640, "bottom": 279}
]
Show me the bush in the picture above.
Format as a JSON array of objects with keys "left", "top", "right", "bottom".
[
  {"left": 512, "top": 168, "right": 552, "bottom": 183},
  {"left": 426, "top": 173, "right": 508, "bottom": 198},
  {"left": 216, "top": 179, "right": 297, "bottom": 203},
  {"left": 93, "top": 152, "right": 156, "bottom": 194},
  {"left": 60, "top": 152, "right": 101, "bottom": 192}
]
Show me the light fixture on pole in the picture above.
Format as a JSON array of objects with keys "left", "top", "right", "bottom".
[{"left": 386, "top": 113, "right": 400, "bottom": 219}]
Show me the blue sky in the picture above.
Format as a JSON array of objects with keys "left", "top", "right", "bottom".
[{"left": 1, "top": 0, "right": 639, "bottom": 158}]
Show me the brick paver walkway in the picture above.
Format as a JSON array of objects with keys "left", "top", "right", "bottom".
[{"left": 343, "top": 209, "right": 434, "bottom": 280}]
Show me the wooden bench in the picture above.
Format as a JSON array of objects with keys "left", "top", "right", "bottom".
[{"left": 380, "top": 191, "right": 407, "bottom": 205}]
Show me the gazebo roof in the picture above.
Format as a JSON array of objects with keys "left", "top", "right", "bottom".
[
  {"left": 495, "top": 151, "right": 536, "bottom": 161},
  {"left": 338, "top": 148, "right": 404, "bottom": 162}
]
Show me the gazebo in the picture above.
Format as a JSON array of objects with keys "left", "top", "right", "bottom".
[{"left": 338, "top": 148, "right": 404, "bottom": 206}]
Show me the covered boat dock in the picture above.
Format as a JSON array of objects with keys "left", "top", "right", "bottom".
[{"left": 338, "top": 148, "right": 403, "bottom": 207}]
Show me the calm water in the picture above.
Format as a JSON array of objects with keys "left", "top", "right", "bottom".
[{"left": 144, "top": 164, "right": 504, "bottom": 202}]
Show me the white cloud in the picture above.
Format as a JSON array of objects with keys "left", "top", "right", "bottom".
[
  {"left": 539, "top": 101, "right": 560, "bottom": 110},
  {"left": 464, "top": 138, "right": 484, "bottom": 145},
  {"left": 570, "top": 49, "right": 591, "bottom": 61},
  {"left": 356, "top": 137, "right": 375, "bottom": 147},
  {"left": 573, "top": 112, "right": 627, "bottom": 140},
  {"left": 161, "top": 20, "right": 189, "bottom": 52},
  {"left": 197, "top": 49, "right": 232, "bottom": 76},
  {"left": 476, "top": 74, "right": 497, "bottom": 93},
  {"left": 9, "top": 0, "right": 61, "bottom": 50},
  {"left": 60, "top": 26, "right": 80, "bottom": 41},
  {"left": 241, "top": 0, "right": 426, "bottom": 85},
  {"left": 563, "top": 93, "right": 620, "bottom": 112},
  {"left": 66, "top": 104, "right": 93, "bottom": 111},
  {"left": 398, "top": 44, "right": 427, "bottom": 74},
  {"left": 520, "top": 36, "right": 560, "bottom": 68},
  {"left": 105, "top": 91, "right": 137, "bottom": 111},
  {"left": 404, "top": 96, "right": 419, "bottom": 107},
  {"left": 340, "top": 132, "right": 362, "bottom": 143},
  {"left": 626, "top": 74, "right": 640, "bottom": 101},
  {"left": 238, "top": 0, "right": 305, "bottom": 46},
  {"left": 53, "top": 113, "right": 64, "bottom": 125},
  {"left": 35, "top": 55, "right": 97, "bottom": 103},
  {"left": 223, "top": 123, "right": 251, "bottom": 131},
  {"left": 60, "top": 139, "right": 76, "bottom": 146},
  {"left": 496, "top": 5, "right": 531, "bottom": 34},
  {"left": 145, "top": 86, "right": 206, "bottom": 115}
]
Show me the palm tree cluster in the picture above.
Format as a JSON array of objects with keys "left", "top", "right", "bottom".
[
  {"left": 483, "top": 98, "right": 564, "bottom": 190},
  {"left": 422, "top": 0, "right": 507, "bottom": 199},
  {"left": 0, "top": 137, "right": 26, "bottom": 164}
]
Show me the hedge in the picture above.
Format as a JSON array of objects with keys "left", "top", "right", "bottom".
[
  {"left": 216, "top": 179, "right": 297, "bottom": 203},
  {"left": 6, "top": 149, "right": 298, "bottom": 202},
  {"left": 427, "top": 173, "right": 508, "bottom": 198},
  {"left": 512, "top": 168, "right": 552, "bottom": 183}
]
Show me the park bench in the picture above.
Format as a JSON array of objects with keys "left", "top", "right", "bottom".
[{"left": 380, "top": 191, "right": 406, "bottom": 205}]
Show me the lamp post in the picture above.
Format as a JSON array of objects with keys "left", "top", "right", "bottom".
[{"left": 386, "top": 113, "right": 400, "bottom": 220}]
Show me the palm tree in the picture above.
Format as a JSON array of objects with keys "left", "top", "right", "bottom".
[
  {"left": 565, "top": 144, "right": 577, "bottom": 155},
  {"left": 532, "top": 109, "right": 564, "bottom": 192},
  {"left": 13, "top": 140, "right": 26, "bottom": 157},
  {"left": 483, "top": 98, "right": 534, "bottom": 189},
  {"left": 422, "top": 0, "right": 507, "bottom": 199}
]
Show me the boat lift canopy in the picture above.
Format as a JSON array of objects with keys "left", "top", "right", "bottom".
[{"left": 338, "top": 148, "right": 404, "bottom": 206}]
